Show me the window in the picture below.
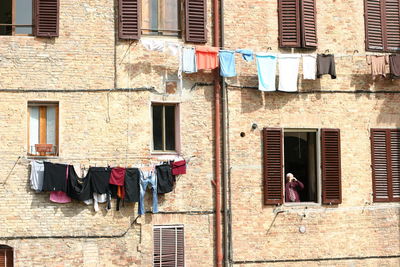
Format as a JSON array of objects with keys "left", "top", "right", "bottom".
[
  {"left": 152, "top": 103, "right": 179, "bottom": 152},
  {"left": 28, "top": 102, "right": 59, "bottom": 156},
  {"left": 0, "top": 0, "right": 33, "bottom": 35},
  {"left": 371, "top": 129, "right": 400, "bottom": 202},
  {"left": 364, "top": 0, "right": 400, "bottom": 52},
  {"left": 278, "top": 0, "right": 317, "bottom": 48},
  {"left": 0, "top": 245, "right": 13, "bottom": 267},
  {"left": 142, "top": 0, "right": 181, "bottom": 36},
  {"left": 263, "top": 128, "right": 341, "bottom": 205},
  {"left": 153, "top": 225, "right": 184, "bottom": 267}
]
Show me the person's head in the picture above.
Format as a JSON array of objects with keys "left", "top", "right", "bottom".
[{"left": 286, "top": 173, "right": 294, "bottom": 183}]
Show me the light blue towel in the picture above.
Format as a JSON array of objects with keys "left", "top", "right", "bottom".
[
  {"left": 219, "top": 50, "right": 237, "bottom": 77},
  {"left": 256, "top": 53, "right": 277, "bottom": 92},
  {"left": 236, "top": 49, "right": 254, "bottom": 62}
]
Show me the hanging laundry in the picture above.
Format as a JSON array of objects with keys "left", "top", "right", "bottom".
[
  {"left": 367, "top": 55, "right": 389, "bottom": 78},
  {"left": 302, "top": 54, "right": 317, "bottom": 80},
  {"left": 66, "top": 165, "right": 92, "bottom": 201},
  {"left": 171, "top": 160, "right": 187, "bottom": 175},
  {"left": 219, "top": 50, "right": 237, "bottom": 77},
  {"left": 165, "top": 42, "right": 181, "bottom": 57},
  {"left": 88, "top": 167, "right": 112, "bottom": 210},
  {"left": 42, "top": 162, "right": 68, "bottom": 192},
  {"left": 49, "top": 163, "right": 71, "bottom": 203},
  {"left": 256, "top": 53, "right": 277, "bottom": 92},
  {"left": 109, "top": 167, "right": 126, "bottom": 186},
  {"left": 124, "top": 168, "right": 140, "bottom": 203},
  {"left": 140, "top": 39, "right": 165, "bottom": 52},
  {"left": 182, "top": 47, "right": 197, "bottom": 73},
  {"left": 317, "top": 54, "right": 336, "bottom": 79},
  {"left": 278, "top": 54, "right": 301, "bottom": 92},
  {"left": 389, "top": 54, "right": 400, "bottom": 79},
  {"left": 30, "top": 160, "right": 44, "bottom": 192},
  {"left": 93, "top": 193, "right": 108, "bottom": 212},
  {"left": 196, "top": 46, "right": 219, "bottom": 70},
  {"left": 236, "top": 49, "right": 254, "bottom": 62},
  {"left": 156, "top": 163, "right": 175, "bottom": 194},
  {"left": 138, "top": 169, "right": 158, "bottom": 215}
]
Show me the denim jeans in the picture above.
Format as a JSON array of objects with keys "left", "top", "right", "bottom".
[{"left": 138, "top": 170, "right": 158, "bottom": 215}]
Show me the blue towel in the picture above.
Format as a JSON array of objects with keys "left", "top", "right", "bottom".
[
  {"left": 256, "top": 53, "right": 277, "bottom": 92},
  {"left": 219, "top": 50, "right": 237, "bottom": 77},
  {"left": 236, "top": 49, "right": 254, "bottom": 62}
]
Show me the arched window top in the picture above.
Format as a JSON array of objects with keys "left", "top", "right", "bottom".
[{"left": 0, "top": 245, "right": 13, "bottom": 267}]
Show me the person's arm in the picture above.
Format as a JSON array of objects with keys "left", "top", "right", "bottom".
[{"left": 295, "top": 180, "right": 304, "bottom": 190}]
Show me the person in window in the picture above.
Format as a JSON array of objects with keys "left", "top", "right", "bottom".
[{"left": 285, "top": 173, "right": 304, "bottom": 202}]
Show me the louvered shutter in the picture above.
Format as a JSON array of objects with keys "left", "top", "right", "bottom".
[
  {"left": 5, "top": 249, "right": 12, "bottom": 267},
  {"left": 119, "top": 0, "right": 141, "bottom": 40},
  {"left": 263, "top": 128, "right": 283, "bottom": 205},
  {"left": 154, "top": 226, "right": 184, "bottom": 267},
  {"left": 301, "top": 0, "right": 317, "bottom": 48},
  {"left": 154, "top": 228, "right": 161, "bottom": 266},
  {"left": 364, "top": 0, "right": 384, "bottom": 51},
  {"left": 278, "top": 0, "right": 301, "bottom": 47},
  {"left": 35, "top": 0, "right": 60, "bottom": 37},
  {"left": 384, "top": 0, "right": 400, "bottom": 51},
  {"left": 0, "top": 249, "right": 5, "bottom": 267},
  {"left": 185, "top": 0, "right": 207, "bottom": 43},
  {"left": 389, "top": 130, "right": 400, "bottom": 201},
  {"left": 176, "top": 227, "right": 184, "bottom": 266},
  {"left": 321, "top": 129, "right": 342, "bottom": 204}
]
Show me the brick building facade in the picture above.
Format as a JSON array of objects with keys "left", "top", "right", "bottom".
[{"left": 0, "top": 0, "right": 399, "bottom": 266}]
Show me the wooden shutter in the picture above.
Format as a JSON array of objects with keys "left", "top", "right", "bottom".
[
  {"left": 263, "top": 128, "right": 283, "bottom": 205},
  {"left": 154, "top": 226, "right": 184, "bottom": 267},
  {"left": 389, "top": 130, "right": 400, "bottom": 201},
  {"left": 0, "top": 249, "right": 5, "bottom": 267},
  {"left": 0, "top": 247, "right": 13, "bottom": 267},
  {"left": 384, "top": 0, "right": 400, "bottom": 51},
  {"left": 278, "top": 0, "right": 301, "bottom": 47},
  {"left": 321, "top": 129, "right": 341, "bottom": 204},
  {"left": 6, "top": 249, "right": 12, "bottom": 267},
  {"left": 185, "top": 0, "right": 207, "bottom": 43},
  {"left": 301, "top": 0, "right": 317, "bottom": 48},
  {"left": 119, "top": 0, "right": 141, "bottom": 39},
  {"left": 35, "top": 0, "right": 60, "bottom": 37}
]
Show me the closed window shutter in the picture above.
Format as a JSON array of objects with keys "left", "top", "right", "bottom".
[
  {"left": 278, "top": 0, "right": 301, "bottom": 48},
  {"left": 389, "top": 130, "right": 400, "bottom": 200},
  {"left": 263, "top": 128, "right": 283, "bottom": 205},
  {"left": 119, "top": 0, "right": 141, "bottom": 40},
  {"left": 364, "top": 0, "right": 384, "bottom": 51},
  {"left": 321, "top": 129, "right": 342, "bottom": 204},
  {"left": 6, "top": 249, "right": 13, "bottom": 267},
  {"left": 153, "top": 226, "right": 184, "bottom": 267},
  {"left": 35, "top": 0, "right": 60, "bottom": 37},
  {"left": 0, "top": 249, "right": 5, "bottom": 267},
  {"left": 0, "top": 247, "right": 13, "bottom": 267},
  {"left": 185, "top": 0, "right": 207, "bottom": 43},
  {"left": 301, "top": 0, "right": 317, "bottom": 48},
  {"left": 384, "top": 0, "right": 400, "bottom": 51}
]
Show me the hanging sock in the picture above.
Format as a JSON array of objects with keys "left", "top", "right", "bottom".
[
  {"left": 219, "top": 50, "right": 237, "bottom": 77},
  {"left": 256, "top": 53, "right": 277, "bottom": 92},
  {"left": 278, "top": 54, "right": 301, "bottom": 92},
  {"left": 196, "top": 46, "right": 219, "bottom": 70},
  {"left": 236, "top": 49, "right": 254, "bottom": 62},
  {"left": 182, "top": 47, "right": 197, "bottom": 74},
  {"left": 302, "top": 54, "right": 317, "bottom": 80}
]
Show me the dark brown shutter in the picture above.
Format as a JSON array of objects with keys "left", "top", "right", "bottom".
[
  {"left": 6, "top": 249, "right": 13, "bottom": 267},
  {"left": 263, "top": 128, "right": 283, "bottom": 205},
  {"left": 154, "top": 226, "right": 184, "bottom": 267},
  {"left": 364, "top": 0, "right": 384, "bottom": 51},
  {"left": 384, "top": 0, "right": 400, "bottom": 51},
  {"left": 389, "top": 130, "right": 400, "bottom": 201},
  {"left": 35, "top": 0, "right": 60, "bottom": 37},
  {"left": 119, "top": 0, "right": 141, "bottom": 40},
  {"left": 185, "top": 0, "right": 207, "bottom": 43},
  {"left": 301, "top": 0, "right": 317, "bottom": 48},
  {"left": 278, "top": 0, "right": 301, "bottom": 47},
  {"left": 0, "top": 249, "right": 5, "bottom": 267},
  {"left": 321, "top": 129, "right": 341, "bottom": 204}
]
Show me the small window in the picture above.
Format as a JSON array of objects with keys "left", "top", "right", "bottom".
[
  {"left": 142, "top": 0, "right": 181, "bottom": 36},
  {"left": 152, "top": 103, "right": 178, "bottom": 152},
  {"left": 0, "top": 0, "right": 33, "bottom": 35},
  {"left": 28, "top": 102, "right": 59, "bottom": 156},
  {"left": 153, "top": 225, "right": 184, "bottom": 267},
  {"left": 0, "top": 245, "right": 13, "bottom": 267}
]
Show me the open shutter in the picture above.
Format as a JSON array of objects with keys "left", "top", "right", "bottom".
[
  {"left": 301, "top": 0, "right": 317, "bottom": 48},
  {"left": 321, "top": 129, "right": 341, "bottom": 204},
  {"left": 263, "top": 128, "right": 283, "bottom": 205},
  {"left": 0, "top": 249, "right": 5, "bottom": 267},
  {"left": 35, "top": 0, "right": 60, "bottom": 37},
  {"left": 364, "top": 0, "right": 384, "bottom": 51},
  {"left": 154, "top": 226, "right": 184, "bottom": 267},
  {"left": 389, "top": 130, "right": 400, "bottom": 201},
  {"left": 371, "top": 129, "right": 390, "bottom": 201},
  {"left": 6, "top": 248, "right": 13, "bottom": 267},
  {"left": 278, "top": 0, "right": 301, "bottom": 47},
  {"left": 384, "top": 0, "right": 400, "bottom": 52},
  {"left": 185, "top": 0, "right": 207, "bottom": 43},
  {"left": 119, "top": 0, "right": 141, "bottom": 39}
]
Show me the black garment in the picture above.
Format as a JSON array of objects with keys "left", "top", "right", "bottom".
[
  {"left": 389, "top": 54, "right": 400, "bottom": 79},
  {"left": 124, "top": 168, "right": 140, "bottom": 202},
  {"left": 317, "top": 54, "right": 336, "bottom": 79},
  {"left": 67, "top": 165, "right": 92, "bottom": 201},
  {"left": 88, "top": 167, "right": 111, "bottom": 194},
  {"left": 42, "top": 162, "right": 68, "bottom": 192},
  {"left": 156, "top": 164, "right": 175, "bottom": 194}
]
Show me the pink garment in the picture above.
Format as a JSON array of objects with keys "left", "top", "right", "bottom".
[
  {"left": 109, "top": 167, "right": 126, "bottom": 186},
  {"left": 50, "top": 191, "right": 71, "bottom": 203},
  {"left": 196, "top": 46, "right": 219, "bottom": 70},
  {"left": 285, "top": 180, "right": 304, "bottom": 202}
]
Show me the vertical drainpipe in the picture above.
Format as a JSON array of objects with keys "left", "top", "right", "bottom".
[{"left": 213, "top": 0, "right": 223, "bottom": 266}]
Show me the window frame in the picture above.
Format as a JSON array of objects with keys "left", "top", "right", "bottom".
[
  {"left": 153, "top": 225, "right": 185, "bottom": 267},
  {"left": 151, "top": 102, "right": 180, "bottom": 154},
  {"left": 27, "top": 101, "right": 59, "bottom": 157},
  {"left": 0, "top": 0, "right": 34, "bottom": 36}
]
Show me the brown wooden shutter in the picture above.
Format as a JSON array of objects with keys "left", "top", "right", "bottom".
[
  {"left": 301, "top": 0, "right": 317, "bottom": 48},
  {"left": 185, "top": 0, "right": 207, "bottom": 43},
  {"left": 154, "top": 226, "right": 184, "bottom": 267},
  {"left": 364, "top": 0, "right": 384, "bottom": 51},
  {"left": 35, "top": 0, "right": 60, "bottom": 37},
  {"left": 6, "top": 249, "right": 12, "bottom": 267},
  {"left": 384, "top": 0, "right": 400, "bottom": 51},
  {"left": 119, "top": 0, "right": 141, "bottom": 40},
  {"left": 321, "top": 129, "right": 342, "bottom": 204},
  {"left": 389, "top": 130, "right": 400, "bottom": 201},
  {"left": 263, "top": 128, "right": 283, "bottom": 205},
  {"left": 0, "top": 249, "right": 5, "bottom": 267},
  {"left": 278, "top": 0, "right": 301, "bottom": 47}
]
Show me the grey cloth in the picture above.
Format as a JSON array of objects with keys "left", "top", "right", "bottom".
[
  {"left": 389, "top": 54, "right": 400, "bottom": 79},
  {"left": 317, "top": 54, "right": 336, "bottom": 79},
  {"left": 182, "top": 47, "right": 197, "bottom": 73},
  {"left": 30, "top": 161, "right": 44, "bottom": 192}
]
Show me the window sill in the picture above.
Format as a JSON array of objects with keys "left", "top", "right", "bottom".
[
  {"left": 282, "top": 202, "right": 320, "bottom": 208},
  {"left": 27, "top": 155, "right": 59, "bottom": 160}
]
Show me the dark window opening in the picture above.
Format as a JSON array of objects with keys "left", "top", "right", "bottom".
[
  {"left": 0, "top": 0, "right": 33, "bottom": 36},
  {"left": 284, "top": 131, "right": 318, "bottom": 202},
  {"left": 0, "top": 245, "right": 13, "bottom": 267},
  {"left": 152, "top": 104, "right": 177, "bottom": 152}
]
